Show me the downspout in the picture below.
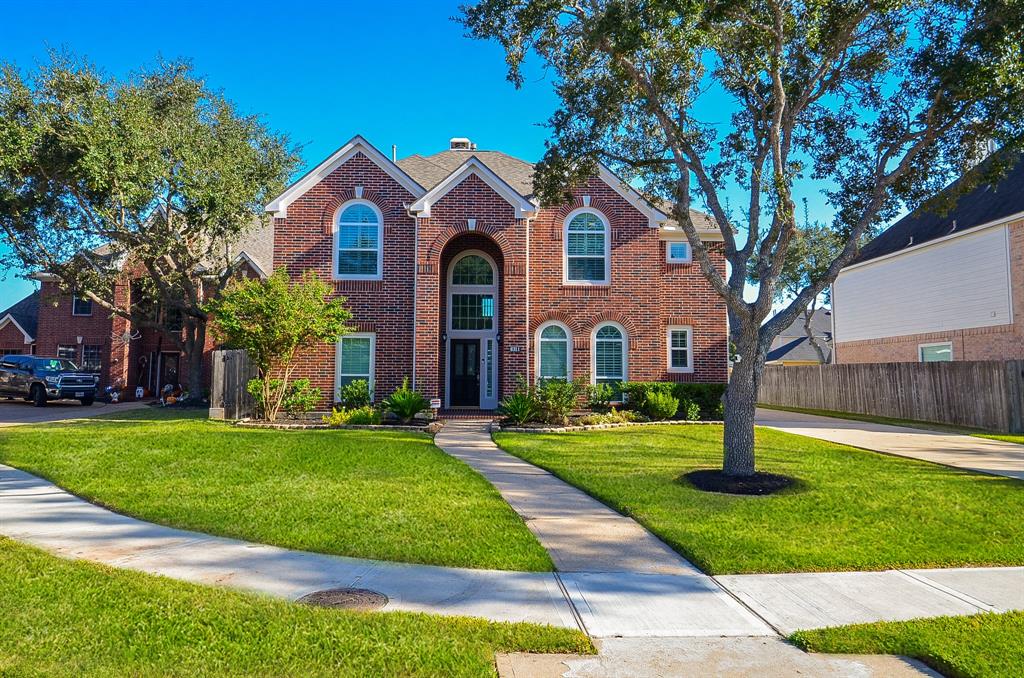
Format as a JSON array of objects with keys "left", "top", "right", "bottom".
[
  {"left": 829, "top": 283, "right": 837, "bottom": 365},
  {"left": 410, "top": 207, "right": 418, "bottom": 391},
  {"left": 525, "top": 214, "right": 532, "bottom": 386}
]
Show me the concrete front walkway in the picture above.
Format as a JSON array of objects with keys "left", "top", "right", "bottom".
[{"left": 756, "top": 407, "right": 1024, "bottom": 480}]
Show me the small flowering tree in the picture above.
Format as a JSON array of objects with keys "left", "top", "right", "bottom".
[{"left": 207, "top": 270, "right": 352, "bottom": 421}]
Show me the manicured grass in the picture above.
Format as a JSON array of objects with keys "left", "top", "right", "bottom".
[
  {"left": 790, "top": 612, "right": 1024, "bottom": 678},
  {"left": 761, "top": 404, "right": 1024, "bottom": 444},
  {"left": 0, "top": 409, "right": 552, "bottom": 571},
  {"left": 494, "top": 425, "right": 1024, "bottom": 574},
  {"left": 975, "top": 433, "right": 1024, "bottom": 445},
  {"left": 0, "top": 537, "right": 590, "bottom": 677}
]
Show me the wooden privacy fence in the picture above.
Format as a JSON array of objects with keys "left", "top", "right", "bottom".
[
  {"left": 208, "top": 349, "right": 258, "bottom": 420},
  {"left": 759, "top": 360, "right": 1024, "bottom": 433}
]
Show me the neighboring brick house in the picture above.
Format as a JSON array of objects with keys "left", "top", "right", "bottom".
[
  {"left": 833, "top": 153, "right": 1024, "bottom": 363},
  {"left": 0, "top": 291, "right": 39, "bottom": 355},
  {"left": 267, "top": 135, "right": 729, "bottom": 409},
  {"left": 29, "top": 220, "right": 272, "bottom": 396}
]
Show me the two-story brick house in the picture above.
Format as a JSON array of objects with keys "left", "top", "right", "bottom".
[{"left": 267, "top": 136, "right": 728, "bottom": 409}]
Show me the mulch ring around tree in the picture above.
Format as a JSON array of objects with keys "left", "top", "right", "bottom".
[{"left": 681, "top": 469, "right": 797, "bottom": 496}]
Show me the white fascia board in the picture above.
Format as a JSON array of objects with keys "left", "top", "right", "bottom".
[
  {"left": 596, "top": 163, "right": 668, "bottom": 228},
  {"left": 0, "top": 313, "right": 34, "bottom": 344},
  {"left": 841, "top": 208, "right": 1024, "bottom": 274},
  {"left": 659, "top": 224, "right": 726, "bottom": 242},
  {"left": 265, "top": 135, "right": 426, "bottom": 218},
  {"left": 409, "top": 156, "right": 537, "bottom": 219}
]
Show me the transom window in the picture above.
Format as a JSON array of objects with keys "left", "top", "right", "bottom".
[
  {"left": 667, "top": 326, "right": 693, "bottom": 372},
  {"left": 336, "top": 333, "right": 375, "bottom": 398},
  {"left": 537, "top": 323, "right": 571, "bottom": 381},
  {"left": 336, "top": 202, "right": 382, "bottom": 279},
  {"left": 452, "top": 254, "right": 494, "bottom": 285},
  {"left": 565, "top": 210, "right": 609, "bottom": 284},
  {"left": 666, "top": 241, "right": 692, "bottom": 263},
  {"left": 593, "top": 323, "right": 626, "bottom": 386}
]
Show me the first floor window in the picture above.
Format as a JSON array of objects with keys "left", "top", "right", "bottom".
[
  {"left": 593, "top": 324, "right": 626, "bottom": 386},
  {"left": 81, "top": 345, "right": 102, "bottom": 372},
  {"left": 537, "top": 323, "right": 570, "bottom": 381},
  {"left": 336, "top": 333, "right": 375, "bottom": 398},
  {"left": 72, "top": 294, "right": 93, "bottom": 316},
  {"left": 57, "top": 345, "right": 77, "bottom": 362},
  {"left": 667, "top": 327, "right": 693, "bottom": 372},
  {"left": 919, "top": 342, "right": 953, "bottom": 363}
]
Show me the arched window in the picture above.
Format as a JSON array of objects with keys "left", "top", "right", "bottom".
[
  {"left": 592, "top": 323, "right": 626, "bottom": 386},
  {"left": 336, "top": 201, "right": 382, "bottom": 279},
  {"left": 564, "top": 210, "right": 609, "bottom": 284},
  {"left": 536, "top": 322, "right": 571, "bottom": 381},
  {"left": 451, "top": 254, "right": 494, "bottom": 285}
]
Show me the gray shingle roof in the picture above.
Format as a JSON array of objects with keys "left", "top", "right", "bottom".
[
  {"left": 765, "top": 311, "right": 833, "bottom": 363},
  {"left": 0, "top": 290, "right": 40, "bottom": 340},
  {"left": 397, "top": 150, "right": 536, "bottom": 197},
  {"left": 856, "top": 152, "right": 1024, "bottom": 264}
]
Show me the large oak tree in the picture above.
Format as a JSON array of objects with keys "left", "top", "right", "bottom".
[
  {"left": 461, "top": 0, "right": 1024, "bottom": 476},
  {"left": 0, "top": 54, "right": 296, "bottom": 391}
]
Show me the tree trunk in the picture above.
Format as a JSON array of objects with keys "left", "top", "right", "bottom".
[
  {"left": 722, "top": 336, "right": 767, "bottom": 477},
  {"left": 183, "top": 320, "right": 206, "bottom": 399}
]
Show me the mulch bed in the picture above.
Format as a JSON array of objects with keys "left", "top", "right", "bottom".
[{"left": 682, "top": 469, "right": 797, "bottom": 496}]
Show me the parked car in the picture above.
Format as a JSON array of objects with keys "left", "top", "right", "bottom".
[{"left": 0, "top": 355, "right": 98, "bottom": 407}]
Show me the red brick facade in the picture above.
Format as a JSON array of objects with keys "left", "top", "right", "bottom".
[
  {"left": 836, "top": 219, "right": 1024, "bottom": 363},
  {"left": 0, "top": 321, "right": 33, "bottom": 355},
  {"left": 273, "top": 145, "right": 728, "bottom": 409}
]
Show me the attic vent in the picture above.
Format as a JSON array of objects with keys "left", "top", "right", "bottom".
[{"left": 450, "top": 137, "right": 476, "bottom": 151}]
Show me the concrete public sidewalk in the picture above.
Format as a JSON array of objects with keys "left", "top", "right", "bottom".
[{"left": 756, "top": 407, "right": 1024, "bottom": 480}]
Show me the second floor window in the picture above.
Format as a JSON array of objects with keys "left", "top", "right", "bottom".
[
  {"left": 564, "top": 210, "right": 610, "bottom": 284},
  {"left": 72, "top": 294, "right": 93, "bottom": 316},
  {"left": 336, "top": 202, "right": 382, "bottom": 279}
]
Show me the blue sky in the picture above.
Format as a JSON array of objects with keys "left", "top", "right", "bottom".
[{"left": 1, "top": 0, "right": 833, "bottom": 309}]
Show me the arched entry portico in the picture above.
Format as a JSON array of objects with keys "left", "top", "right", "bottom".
[{"left": 440, "top": 236, "right": 503, "bottom": 409}]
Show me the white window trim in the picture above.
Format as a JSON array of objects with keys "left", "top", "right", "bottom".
[
  {"left": 534, "top": 321, "right": 572, "bottom": 382},
  {"left": 590, "top": 321, "right": 628, "bottom": 385},
  {"left": 334, "top": 199, "right": 384, "bottom": 281},
  {"left": 71, "top": 294, "right": 93, "bottom": 316},
  {"left": 563, "top": 208, "right": 610, "bottom": 286},
  {"left": 665, "top": 241, "right": 692, "bottom": 264},
  {"left": 666, "top": 326, "right": 694, "bottom": 373},
  {"left": 335, "top": 332, "right": 376, "bottom": 401},
  {"left": 918, "top": 341, "right": 953, "bottom": 363}
]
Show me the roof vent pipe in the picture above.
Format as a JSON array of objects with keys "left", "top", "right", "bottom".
[{"left": 392, "top": 144, "right": 397, "bottom": 162}]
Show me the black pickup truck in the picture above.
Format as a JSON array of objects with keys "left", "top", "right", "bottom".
[{"left": 0, "top": 355, "right": 98, "bottom": 407}]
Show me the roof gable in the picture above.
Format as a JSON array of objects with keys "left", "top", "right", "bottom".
[
  {"left": 266, "top": 136, "right": 425, "bottom": 218},
  {"left": 0, "top": 291, "right": 39, "bottom": 342},
  {"left": 595, "top": 164, "right": 669, "bottom": 229},
  {"left": 408, "top": 156, "right": 537, "bottom": 219}
]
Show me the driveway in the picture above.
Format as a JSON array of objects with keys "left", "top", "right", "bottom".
[
  {"left": 756, "top": 407, "right": 1024, "bottom": 480},
  {"left": 0, "top": 398, "right": 151, "bottom": 426}
]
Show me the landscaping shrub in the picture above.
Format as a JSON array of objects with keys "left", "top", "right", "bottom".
[
  {"left": 337, "top": 379, "right": 371, "bottom": 409},
  {"left": 645, "top": 391, "right": 679, "bottom": 420},
  {"left": 281, "top": 378, "right": 321, "bottom": 418},
  {"left": 499, "top": 381, "right": 541, "bottom": 425},
  {"left": 382, "top": 378, "right": 430, "bottom": 423},
  {"left": 586, "top": 383, "right": 614, "bottom": 412},
  {"left": 620, "top": 382, "right": 726, "bottom": 419},
  {"left": 577, "top": 407, "right": 645, "bottom": 426},
  {"left": 681, "top": 399, "right": 701, "bottom": 421},
  {"left": 322, "top": 405, "right": 383, "bottom": 427},
  {"left": 538, "top": 378, "right": 585, "bottom": 425}
]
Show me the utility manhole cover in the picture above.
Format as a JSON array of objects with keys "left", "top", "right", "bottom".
[{"left": 297, "top": 587, "right": 389, "bottom": 610}]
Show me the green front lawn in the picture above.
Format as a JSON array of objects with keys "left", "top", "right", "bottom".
[
  {"left": 975, "top": 433, "right": 1024, "bottom": 445},
  {"left": 0, "top": 537, "right": 590, "bottom": 677},
  {"left": 0, "top": 409, "right": 552, "bottom": 571},
  {"left": 791, "top": 612, "right": 1024, "bottom": 678},
  {"left": 494, "top": 425, "right": 1024, "bottom": 574}
]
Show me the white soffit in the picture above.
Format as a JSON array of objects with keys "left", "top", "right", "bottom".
[{"left": 265, "top": 135, "right": 426, "bottom": 218}]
